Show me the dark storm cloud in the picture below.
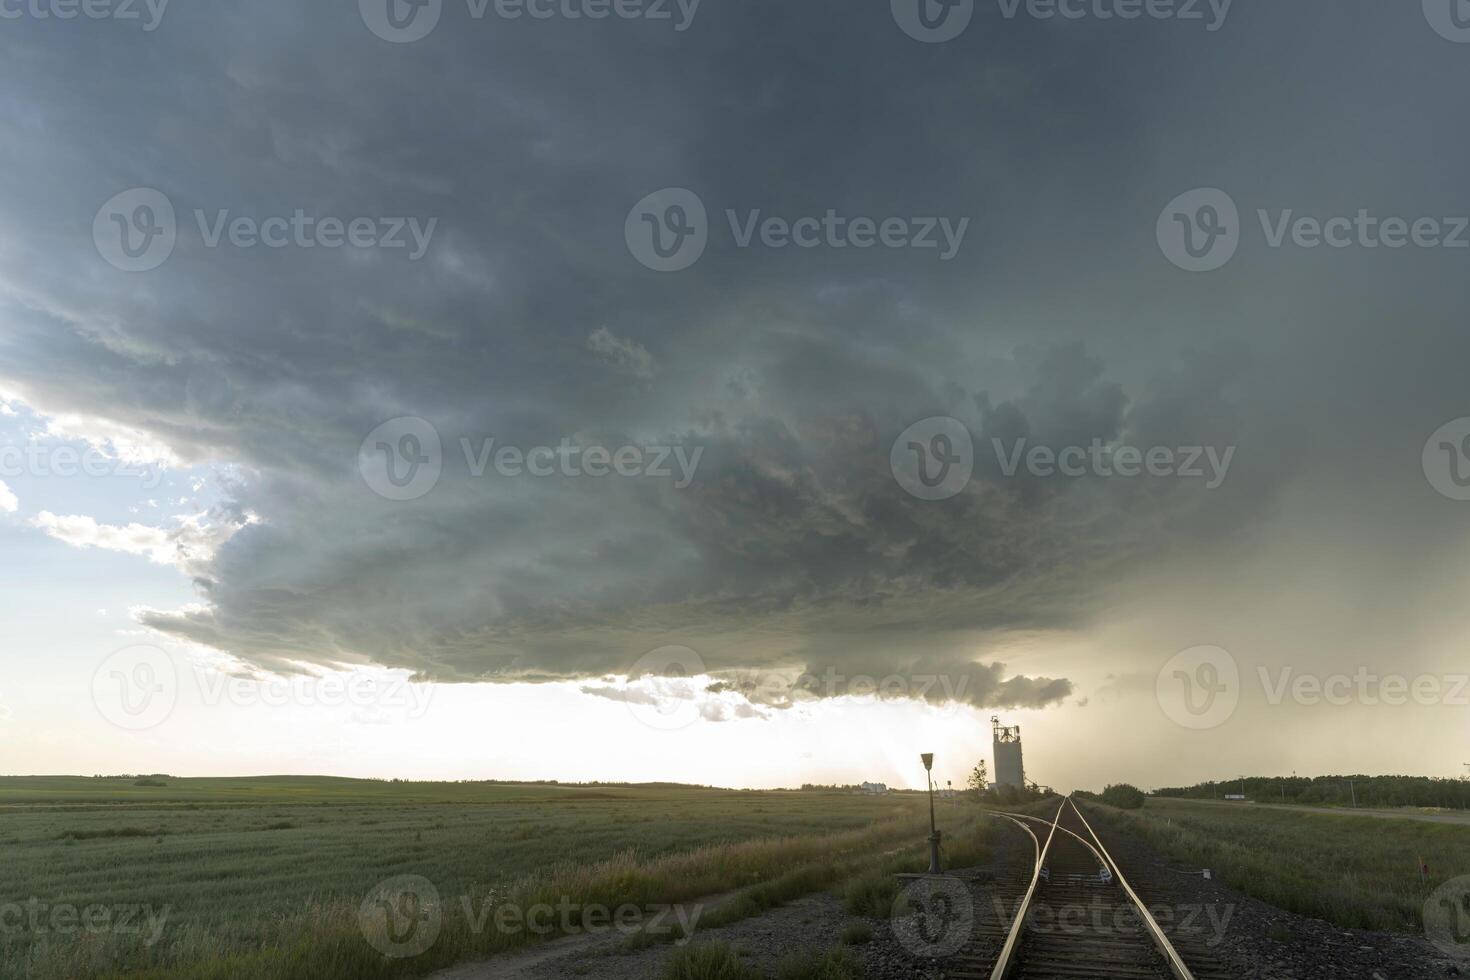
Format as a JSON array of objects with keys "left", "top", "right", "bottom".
[{"left": 5, "top": 1, "right": 1470, "bottom": 707}]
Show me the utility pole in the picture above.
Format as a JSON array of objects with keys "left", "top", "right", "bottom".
[{"left": 921, "top": 753, "right": 941, "bottom": 874}]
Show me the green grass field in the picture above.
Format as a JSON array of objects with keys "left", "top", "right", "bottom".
[
  {"left": 1085, "top": 796, "right": 1470, "bottom": 934},
  {"left": 0, "top": 776, "right": 970, "bottom": 980}
]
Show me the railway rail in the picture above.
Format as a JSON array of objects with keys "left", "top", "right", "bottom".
[{"left": 938, "top": 797, "right": 1234, "bottom": 980}]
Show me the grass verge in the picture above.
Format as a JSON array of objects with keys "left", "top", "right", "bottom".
[{"left": 1083, "top": 797, "right": 1470, "bottom": 932}]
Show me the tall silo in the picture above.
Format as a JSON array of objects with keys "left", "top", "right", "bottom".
[{"left": 992, "top": 715, "right": 1025, "bottom": 789}]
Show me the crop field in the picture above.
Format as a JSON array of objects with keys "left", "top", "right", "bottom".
[
  {"left": 0, "top": 776, "right": 975, "bottom": 980},
  {"left": 1086, "top": 796, "right": 1470, "bottom": 934}
]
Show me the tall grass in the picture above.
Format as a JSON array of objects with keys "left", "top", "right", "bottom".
[
  {"left": 618, "top": 810, "right": 992, "bottom": 953},
  {"left": 842, "top": 819, "right": 991, "bottom": 917},
  {"left": 660, "top": 942, "right": 761, "bottom": 980},
  {"left": 3, "top": 789, "right": 935, "bottom": 980},
  {"left": 1085, "top": 798, "right": 1470, "bottom": 932}
]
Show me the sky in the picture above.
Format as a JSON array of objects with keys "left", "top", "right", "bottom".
[{"left": 2, "top": 0, "right": 1470, "bottom": 792}]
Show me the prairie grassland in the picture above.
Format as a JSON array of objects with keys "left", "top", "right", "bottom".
[
  {"left": 1084, "top": 796, "right": 1470, "bottom": 932},
  {"left": 0, "top": 776, "right": 969, "bottom": 980}
]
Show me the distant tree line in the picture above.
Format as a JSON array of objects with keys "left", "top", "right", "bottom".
[{"left": 1153, "top": 774, "right": 1470, "bottom": 809}]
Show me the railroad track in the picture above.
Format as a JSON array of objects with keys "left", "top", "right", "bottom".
[{"left": 939, "top": 797, "right": 1234, "bottom": 980}]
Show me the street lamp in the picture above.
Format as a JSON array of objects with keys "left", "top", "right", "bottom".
[{"left": 921, "top": 753, "right": 941, "bottom": 874}]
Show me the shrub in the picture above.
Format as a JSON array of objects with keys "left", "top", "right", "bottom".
[
  {"left": 842, "top": 870, "right": 898, "bottom": 917},
  {"left": 1099, "top": 784, "right": 1147, "bottom": 809},
  {"left": 840, "top": 922, "right": 872, "bottom": 946},
  {"left": 661, "top": 942, "right": 761, "bottom": 980}
]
